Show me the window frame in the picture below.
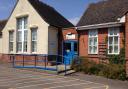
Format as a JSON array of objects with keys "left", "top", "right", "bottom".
[
  {"left": 16, "top": 17, "right": 28, "bottom": 53},
  {"left": 31, "top": 28, "right": 37, "bottom": 53},
  {"left": 88, "top": 29, "right": 98, "bottom": 54},
  {"left": 108, "top": 27, "right": 120, "bottom": 55}
]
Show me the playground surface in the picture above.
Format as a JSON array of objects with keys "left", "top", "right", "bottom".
[{"left": 0, "top": 63, "right": 108, "bottom": 89}]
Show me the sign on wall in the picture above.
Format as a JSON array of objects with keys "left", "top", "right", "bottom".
[{"left": 66, "top": 34, "right": 76, "bottom": 39}]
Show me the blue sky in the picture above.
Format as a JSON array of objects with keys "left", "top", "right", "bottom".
[{"left": 0, "top": 0, "right": 100, "bottom": 25}]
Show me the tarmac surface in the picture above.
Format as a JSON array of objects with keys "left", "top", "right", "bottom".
[{"left": 0, "top": 63, "right": 108, "bottom": 89}]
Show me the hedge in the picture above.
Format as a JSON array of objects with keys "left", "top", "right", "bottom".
[{"left": 71, "top": 57, "right": 127, "bottom": 81}]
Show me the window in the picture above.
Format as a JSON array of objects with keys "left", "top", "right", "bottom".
[
  {"left": 17, "top": 17, "right": 28, "bottom": 52},
  {"left": 108, "top": 28, "right": 120, "bottom": 54},
  {"left": 9, "top": 31, "right": 14, "bottom": 52},
  {"left": 88, "top": 29, "right": 98, "bottom": 54},
  {"left": 31, "top": 28, "right": 37, "bottom": 52}
]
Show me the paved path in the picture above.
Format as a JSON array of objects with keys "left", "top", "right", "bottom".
[
  {"left": 69, "top": 73, "right": 128, "bottom": 89},
  {"left": 0, "top": 64, "right": 108, "bottom": 89}
]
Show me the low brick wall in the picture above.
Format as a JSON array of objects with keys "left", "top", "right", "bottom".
[
  {"left": 0, "top": 54, "right": 58, "bottom": 66},
  {"left": 0, "top": 54, "right": 11, "bottom": 63}
]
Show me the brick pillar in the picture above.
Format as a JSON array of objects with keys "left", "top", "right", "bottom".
[{"left": 125, "top": 13, "right": 128, "bottom": 76}]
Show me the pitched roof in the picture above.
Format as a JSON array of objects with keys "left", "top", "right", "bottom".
[
  {"left": 0, "top": 20, "right": 7, "bottom": 34},
  {"left": 28, "top": 0, "right": 74, "bottom": 28},
  {"left": 77, "top": 0, "right": 128, "bottom": 26}
]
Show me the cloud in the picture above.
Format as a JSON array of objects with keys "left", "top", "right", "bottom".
[{"left": 68, "top": 17, "right": 80, "bottom": 25}]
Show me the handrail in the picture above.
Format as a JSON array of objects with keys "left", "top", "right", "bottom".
[{"left": 9, "top": 54, "right": 73, "bottom": 75}]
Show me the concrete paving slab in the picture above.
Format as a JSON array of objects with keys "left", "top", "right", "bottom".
[{"left": 0, "top": 63, "right": 107, "bottom": 89}]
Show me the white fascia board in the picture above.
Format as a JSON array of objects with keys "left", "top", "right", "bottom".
[
  {"left": 77, "top": 22, "right": 124, "bottom": 30},
  {"left": 119, "top": 16, "right": 125, "bottom": 23}
]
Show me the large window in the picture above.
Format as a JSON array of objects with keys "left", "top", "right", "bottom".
[
  {"left": 88, "top": 29, "right": 98, "bottom": 54},
  {"left": 31, "top": 28, "right": 37, "bottom": 52},
  {"left": 9, "top": 31, "right": 14, "bottom": 52},
  {"left": 108, "top": 28, "right": 120, "bottom": 54},
  {"left": 17, "top": 17, "right": 28, "bottom": 52}
]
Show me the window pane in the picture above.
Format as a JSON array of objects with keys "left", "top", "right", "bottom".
[
  {"left": 17, "top": 18, "right": 22, "bottom": 30},
  {"left": 114, "top": 29, "right": 118, "bottom": 35},
  {"left": 24, "top": 30, "right": 28, "bottom": 41},
  {"left": 93, "top": 30, "right": 97, "bottom": 36},
  {"left": 109, "top": 37, "right": 113, "bottom": 45},
  {"left": 89, "top": 46, "right": 93, "bottom": 53},
  {"left": 32, "top": 30, "right": 37, "bottom": 41},
  {"left": 94, "top": 37, "right": 97, "bottom": 45},
  {"left": 17, "top": 42, "right": 22, "bottom": 52},
  {"left": 24, "top": 17, "right": 27, "bottom": 29},
  {"left": 9, "top": 31, "right": 13, "bottom": 42},
  {"left": 93, "top": 46, "right": 97, "bottom": 54},
  {"left": 89, "top": 38, "right": 93, "bottom": 45},
  {"left": 9, "top": 42, "right": 13, "bottom": 52},
  {"left": 114, "top": 45, "right": 118, "bottom": 53},
  {"left": 109, "top": 46, "right": 113, "bottom": 53},
  {"left": 17, "top": 31, "right": 22, "bottom": 42},
  {"left": 114, "top": 36, "right": 118, "bottom": 44},
  {"left": 32, "top": 41, "right": 37, "bottom": 52},
  {"left": 24, "top": 42, "right": 27, "bottom": 52}
]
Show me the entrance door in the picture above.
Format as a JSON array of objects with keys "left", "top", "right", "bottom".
[{"left": 63, "top": 41, "right": 78, "bottom": 65}]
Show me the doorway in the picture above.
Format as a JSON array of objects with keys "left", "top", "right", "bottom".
[{"left": 63, "top": 41, "right": 78, "bottom": 65}]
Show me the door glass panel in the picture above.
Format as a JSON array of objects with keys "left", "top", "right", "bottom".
[
  {"left": 74, "top": 42, "right": 77, "bottom": 52},
  {"left": 64, "top": 43, "right": 71, "bottom": 53}
]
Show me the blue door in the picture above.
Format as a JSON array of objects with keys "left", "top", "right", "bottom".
[{"left": 63, "top": 41, "right": 78, "bottom": 65}]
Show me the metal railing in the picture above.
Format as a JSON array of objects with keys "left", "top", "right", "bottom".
[{"left": 9, "top": 54, "right": 72, "bottom": 75}]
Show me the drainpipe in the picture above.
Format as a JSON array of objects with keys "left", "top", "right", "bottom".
[{"left": 125, "top": 13, "right": 128, "bottom": 76}]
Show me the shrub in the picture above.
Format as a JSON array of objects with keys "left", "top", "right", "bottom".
[{"left": 71, "top": 57, "right": 127, "bottom": 80}]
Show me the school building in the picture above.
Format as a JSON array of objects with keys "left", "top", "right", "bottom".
[{"left": 0, "top": 0, "right": 128, "bottom": 75}]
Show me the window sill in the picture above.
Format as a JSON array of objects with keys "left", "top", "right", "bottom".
[
  {"left": 88, "top": 53, "right": 98, "bottom": 55},
  {"left": 16, "top": 52, "right": 28, "bottom": 54},
  {"left": 31, "top": 52, "right": 37, "bottom": 54},
  {"left": 107, "top": 53, "right": 119, "bottom": 55},
  {"left": 9, "top": 52, "right": 14, "bottom": 54}
]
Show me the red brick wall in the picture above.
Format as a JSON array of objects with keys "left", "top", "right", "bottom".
[
  {"left": 125, "top": 14, "right": 128, "bottom": 76},
  {"left": 78, "top": 26, "right": 125, "bottom": 63},
  {"left": 62, "top": 28, "right": 78, "bottom": 41},
  {"left": 0, "top": 54, "right": 11, "bottom": 63},
  {"left": 78, "top": 30, "right": 88, "bottom": 57},
  {"left": 0, "top": 54, "right": 55, "bottom": 66}
]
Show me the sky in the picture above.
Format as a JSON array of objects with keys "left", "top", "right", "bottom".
[{"left": 0, "top": 0, "right": 101, "bottom": 25}]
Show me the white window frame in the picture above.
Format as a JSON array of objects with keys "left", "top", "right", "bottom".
[
  {"left": 9, "top": 31, "right": 14, "bottom": 53},
  {"left": 88, "top": 29, "right": 98, "bottom": 54},
  {"left": 31, "top": 28, "right": 37, "bottom": 53},
  {"left": 17, "top": 17, "right": 28, "bottom": 53},
  {"left": 108, "top": 27, "right": 120, "bottom": 55}
]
